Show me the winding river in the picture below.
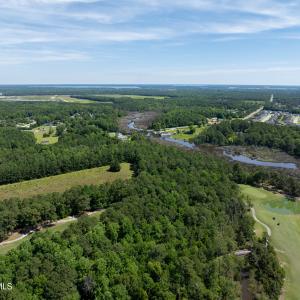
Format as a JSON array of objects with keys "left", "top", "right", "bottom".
[
  {"left": 128, "top": 121, "right": 195, "bottom": 148},
  {"left": 127, "top": 120, "right": 297, "bottom": 169},
  {"left": 223, "top": 151, "right": 297, "bottom": 169}
]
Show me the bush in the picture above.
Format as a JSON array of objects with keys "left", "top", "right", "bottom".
[{"left": 109, "top": 160, "right": 121, "bottom": 172}]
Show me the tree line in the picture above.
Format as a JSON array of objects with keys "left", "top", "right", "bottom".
[
  {"left": 0, "top": 106, "right": 123, "bottom": 184},
  {"left": 231, "top": 163, "right": 300, "bottom": 197},
  {"left": 0, "top": 139, "right": 284, "bottom": 299},
  {"left": 194, "top": 119, "right": 300, "bottom": 157}
]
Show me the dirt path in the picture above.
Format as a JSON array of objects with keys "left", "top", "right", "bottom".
[
  {"left": 53, "top": 216, "right": 77, "bottom": 225},
  {"left": 251, "top": 207, "right": 272, "bottom": 237},
  {"left": 0, "top": 233, "right": 29, "bottom": 246},
  {"left": 0, "top": 217, "right": 78, "bottom": 246},
  {"left": 243, "top": 106, "right": 264, "bottom": 120},
  {"left": 0, "top": 210, "right": 105, "bottom": 246}
]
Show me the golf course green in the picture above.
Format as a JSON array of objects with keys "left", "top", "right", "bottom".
[{"left": 240, "top": 184, "right": 300, "bottom": 300}]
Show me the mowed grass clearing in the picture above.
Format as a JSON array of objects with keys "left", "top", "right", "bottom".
[
  {"left": 0, "top": 163, "right": 132, "bottom": 200},
  {"left": 240, "top": 184, "right": 300, "bottom": 300},
  {"left": 159, "top": 125, "right": 206, "bottom": 141},
  {"left": 32, "top": 125, "right": 58, "bottom": 144},
  {"left": 172, "top": 126, "right": 206, "bottom": 140}
]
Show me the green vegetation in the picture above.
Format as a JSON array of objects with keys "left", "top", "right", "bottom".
[
  {"left": 0, "top": 86, "right": 289, "bottom": 299},
  {"left": 0, "top": 103, "right": 121, "bottom": 185},
  {"left": 158, "top": 125, "right": 206, "bottom": 140},
  {"left": 77, "top": 90, "right": 262, "bottom": 125},
  {"left": 241, "top": 185, "right": 300, "bottom": 300},
  {"left": 0, "top": 101, "right": 119, "bottom": 127},
  {"left": 172, "top": 125, "right": 206, "bottom": 140},
  {"left": 109, "top": 159, "right": 121, "bottom": 172},
  {"left": 0, "top": 139, "right": 283, "bottom": 299},
  {"left": 0, "top": 211, "right": 104, "bottom": 255},
  {"left": 0, "top": 163, "right": 132, "bottom": 200},
  {"left": 0, "top": 235, "right": 30, "bottom": 256},
  {"left": 194, "top": 119, "right": 300, "bottom": 157},
  {"left": 0, "top": 166, "right": 133, "bottom": 242},
  {"left": 254, "top": 221, "right": 265, "bottom": 238},
  {"left": 32, "top": 125, "right": 59, "bottom": 144},
  {"left": 94, "top": 94, "right": 166, "bottom": 100},
  {"left": 231, "top": 162, "right": 300, "bottom": 197}
]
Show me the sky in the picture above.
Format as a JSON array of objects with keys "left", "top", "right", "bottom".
[{"left": 1, "top": 0, "right": 300, "bottom": 85}]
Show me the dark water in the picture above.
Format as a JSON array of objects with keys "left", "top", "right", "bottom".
[
  {"left": 223, "top": 151, "right": 297, "bottom": 169},
  {"left": 161, "top": 137, "right": 195, "bottom": 149},
  {"left": 128, "top": 121, "right": 142, "bottom": 131},
  {"left": 127, "top": 121, "right": 297, "bottom": 163},
  {"left": 128, "top": 121, "right": 195, "bottom": 149}
]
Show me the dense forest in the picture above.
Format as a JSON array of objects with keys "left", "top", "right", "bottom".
[
  {"left": 76, "top": 91, "right": 262, "bottom": 129},
  {"left": 0, "top": 86, "right": 293, "bottom": 299},
  {"left": 194, "top": 119, "right": 300, "bottom": 157},
  {"left": 0, "top": 103, "right": 123, "bottom": 184},
  {"left": 0, "top": 101, "right": 120, "bottom": 128},
  {"left": 0, "top": 139, "right": 284, "bottom": 299}
]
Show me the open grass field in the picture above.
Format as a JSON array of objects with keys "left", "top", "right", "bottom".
[
  {"left": 32, "top": 125, "right": 58, "bottom": 144},
  {"left": 95, "top": 94, "right": 166, "bottom": 100},
  {"left": 0, "top": 163, "right": 132, "bottom": 200},
  {"left": 240, "top": 184, "right": 300, "bottom": 300},
  {"left": 0, "top": 95, "right": 95, "bottom": 103},
  {"left": 172, "top": 126, "right": 206, "bottom": 140},
  {"left": 0, "top": 211, "right": 104, "bottom": 255},
  {"left": 159, "top": 125, "right": 206, "bottom": 141}
]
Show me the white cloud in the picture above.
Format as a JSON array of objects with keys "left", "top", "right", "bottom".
[
  {"left": 1, "top": 0, "right": 98, "bottom": 6},
  {"left": 1, "top": 0, "right": 300, "bottom": 65},
  {"left": 0, "top": 49, "right": 89, "bottom": 65}
]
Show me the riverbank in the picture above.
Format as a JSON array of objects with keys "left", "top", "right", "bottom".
[
  {"left": 223, "top": 146, "right": 300, "bottom": 167},
  {"left": 121, "top": 113, "right": 300, "bottom": 171},
  {"left": 119, "top": 111, "right": 159, "bottom": 134}
]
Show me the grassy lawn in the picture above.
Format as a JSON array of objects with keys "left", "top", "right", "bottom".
[
  {"left": 253, "top": 221, "right": 265, "bottom": 238},
  {"left": 32, "top": 125, "right": 58, "bottom": 144},
  {"left": 240, "top": 184, "right": 300, "bottom": 300},
  {"left": 172, "top": 126, "right": 205, "bottom": 140},
  {"left": 0, "top": 236, "right": 31, "bottom": 255},
  {"left": 158, "top": 125, "right": 206, "bottom": 141},
  {"left": 0, "top": 163, "right": 132, "bottom": 200}
]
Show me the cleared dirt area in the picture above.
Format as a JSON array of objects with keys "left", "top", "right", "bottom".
[{"left": 0, "top": 163, "right": 132, "bottom": 200}]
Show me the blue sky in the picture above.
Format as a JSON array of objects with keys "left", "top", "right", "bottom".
[{"left": 1, "top": 0, "right": 300, "bottom": 84}]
